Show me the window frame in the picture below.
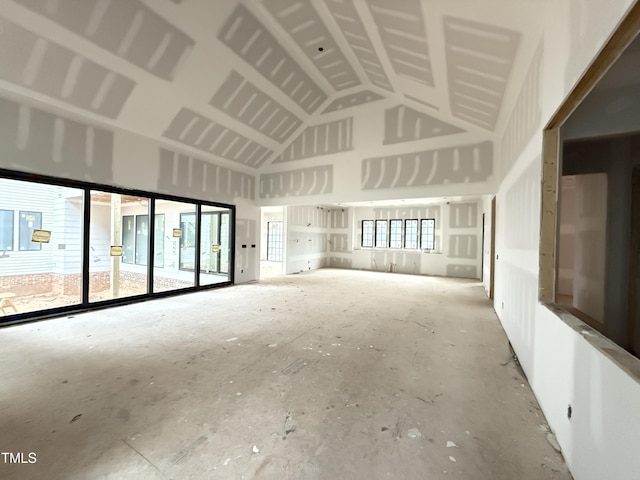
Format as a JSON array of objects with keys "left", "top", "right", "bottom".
[
  {"left": 267, "top": 221, "right": 284, "bottom": 262},
  {"left": 361, "top": 220, "right": 374, "bottom": 248},
  {"left": 375, "top": 219, "right": 388, "bottom": 248},
  {"left": 389, "top": 219, "right": 402, "bottom": 249},
  {"left": 404, "top": 219, "right": 419, "bottom": 249},
  {"left": 420, "top": 218, "right": 436, "bottom": 251},
  {"left": 0, "top": 167, "right": 236, "bottom": 327}
]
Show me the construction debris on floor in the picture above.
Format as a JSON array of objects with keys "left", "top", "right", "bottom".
[{"left": 0, "top": 269, "right": 572, "bottom": 479}]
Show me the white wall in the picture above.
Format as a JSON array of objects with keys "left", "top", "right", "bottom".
[
  {"left": 496, "top": 1, "right": 640, "bottom": 480},
  {"left": 284, "top": 205, "right": 329, "bottom": 274}
]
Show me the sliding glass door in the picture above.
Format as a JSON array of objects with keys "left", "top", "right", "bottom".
[
  {"left": 200, "top": 207, "right": 231, "bottom": 285},
  {"left": 0, "top": 170, "right": 235, "bottom": 324}
]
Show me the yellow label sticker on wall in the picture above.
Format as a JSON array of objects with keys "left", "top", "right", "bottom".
[
  {"left": 172, "top": 228, "right": 182, "bottom": 238},
  {"left": 31, "top": 230, "right": 51, "bottom": 243},
  {"left": 110, "top": 246, "right": 123, "bottom": 256}
]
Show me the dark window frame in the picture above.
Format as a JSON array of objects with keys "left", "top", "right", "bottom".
[
  {"left": 375, "top": 219, "right": 388, "bottom": 248},
  {"left": 420, "top": 218, "right": 436, "bottom": 250},
  {"left": 0, "top": 167, "right": 236, "bottom": 327},
  {"left": 389, "top": 219, "right": 402, "bottom": 249},
  {"left": 404, "top": 219, "right": 419, "bottom": 249},
  {"left": 361, "top": 220, "right": 374, "bottom": 248}
]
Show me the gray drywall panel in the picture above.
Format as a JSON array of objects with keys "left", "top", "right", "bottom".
[
  {"left": 447, "top": 234, "right": 478, "bottom": 259},
  {"left": 361, "top": 141, "right": 493, "bottom": 190},
  {"left": 322, "top": 90, "right": 384, "bottom": 113},
  {"left": 323, "top": 0, "right": 393, "bottom": 91},
  {"left": 274, "top": 118, "right": 352, "bottom": 162},
  {"left": 384, "top": 105, "right": 465, "bottom": 144},
  {"left": 259, "top": 165, "right": 333, "bottom": 198},
  {"left": 0, "top": 96, "right": 113, "bottom": 182},
  {"left": 0, "top": 19, "right": 135, "bottom": 118},
  {"left": 330, "top": 208, "right": 349, "bottom": 229},
  {"left": 449, "top": 203, "right": 478, "bottom": 228},
  {"left": 210, "top": 70, "right": 302, "bottom": 144},
  {"left": 219, "top": 4, "right": 327, "bottom": 113},
  {"left": 444, "top": 16, "right": 520, "bottom": 130},
  {"left": 367, "top": 0, "right": 434, "bottom": 86},
  {"left": 329, "top": 233, "right": 349, "bottom": 252},
  {"left": 504, "top": 159, "right": 541, "bottom": 249},
  {"left": 263, "top": 0, "right": 360, "bottom": 91},
  {"left": 163, "top": 107, "right": 272, "bottom": 168},
  {"left": 15, "top": 0, "right": 194, "bottom": 80},
  {"left": 501, "top": 41, "right": 543, "bottom": 178},
  {"left": 446, "top": 264, "right": 477, "bottom": 279},
  {"left": 158, "top": 148, "right": 255, "bottom": 203}
]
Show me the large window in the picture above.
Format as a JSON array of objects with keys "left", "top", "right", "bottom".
[
  {"left": 19, "top": 211, "right": 42, "bottom": 251},
  {"left": 421, "top": 219, "right": 436, "bottom": 250},
  {"left": 88, "top": 192, "right": 149, "bottom": 302},
  {"left": 361, "top": 217, "right": 435, "bottom": 250},
  {"left": 0, "top": 210, "right": 13, "bottom": 251},
  {"left": 405, "top": 220, "right": 418, "bottom": 249},
  {"left": 153, "top": 199, "right": 197, "bottom": 293},
  {"left": 362, "top": 220, "right": 374, "bottom": 248},
  {"left": 375, "top": 220, "right": 388, "bottom": 248},
  {"left": 389, "top": 220, "right": 402, "bottom": 248},
  {"left": 0, "top": 178, "right": 83, "bottom": 316}
]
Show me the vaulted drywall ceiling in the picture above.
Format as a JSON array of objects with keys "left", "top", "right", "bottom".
[{"left": 0, "top": 0, "right": 546, "bottom": 202}]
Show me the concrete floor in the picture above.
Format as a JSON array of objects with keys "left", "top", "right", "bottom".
[{"left": 0, "top": 268, "right": 572, "bottom": 480}]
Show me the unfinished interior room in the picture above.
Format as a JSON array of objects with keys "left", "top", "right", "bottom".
[{"left": 1, "top": 0, "right": 639, "bottom": 479}]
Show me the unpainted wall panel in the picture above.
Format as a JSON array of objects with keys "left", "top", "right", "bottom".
[
  {"left": 322, "top": 90, "right": 385, "bottom": 113},
  {"left": 219, "top": 4, "right": 326, "bottom": 113},
  {"left": 362, "top": 141, "right": 493, "bottom": 190},
  {"left": 210, "top": 71, "right": 302, "bottom": 144},
  {"left": 501, "top": 41, "right": 543, "bottom": 178},
  {"left": 15, "top": 0, "right": 194, "bottom": 80},
  {"left": 0, "top": 19, "right": 135, "bottom": 118},
  {"left": 323, "top": 0, "right": 393, "bottom": 91},
  {"left": 263, "top": 0, "right": 360, "bottom": 91},
  {"left": 163, "top": 108, "right": 272, "bottom": 168},
  {"left": 0, "top": 97, "right": 114, "bottom": 182},
  {"left": 274, "top": 118, "right": 352, "bottom": 163},
  {"left": 259, "top": 166, "right": 333, "bottom": 199},
  {"left": 384, "top": 105, "right": 464, "bottom": 144},
  {"left": 158, "top": 148, "right": 255, "bottom": 203},
  {"left": 444, "top": 16, "right": 520, "bottom": 130}
]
